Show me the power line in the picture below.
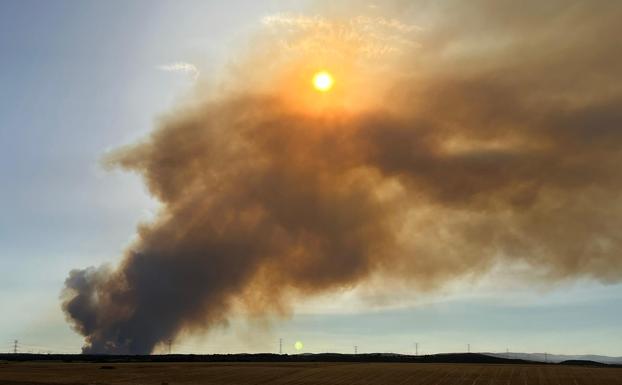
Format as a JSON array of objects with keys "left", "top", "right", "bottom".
[{"left": 12, "top": 342, "right": 76, "bottom": 354}]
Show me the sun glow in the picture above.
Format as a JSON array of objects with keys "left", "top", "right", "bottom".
[{"left": 313, "top": 71, "right": 334, "bottom": 92}]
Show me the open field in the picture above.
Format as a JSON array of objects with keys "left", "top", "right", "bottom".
[{"left": 1, "top": 362, "right": 621, "bottom": 385}]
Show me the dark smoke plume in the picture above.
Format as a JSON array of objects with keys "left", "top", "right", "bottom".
[{"left": 63, "top": 0, "right": 622, "bottom": 353}]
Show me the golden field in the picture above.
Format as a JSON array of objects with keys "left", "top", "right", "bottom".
[{"left": 1, "top": 362, "right": 621, "bottom": 385}]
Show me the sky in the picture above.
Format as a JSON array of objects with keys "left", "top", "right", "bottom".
[{"left": 1, "top": 0, "right": 621, "bottom": 356}]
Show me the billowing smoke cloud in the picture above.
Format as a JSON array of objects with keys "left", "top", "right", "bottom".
[{"left": 62, "top": 0, "right": 622, "bottom": 354}]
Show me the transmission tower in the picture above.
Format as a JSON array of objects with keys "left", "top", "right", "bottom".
[
  {"left": 414, "top": 342, "right": 419, "bottom": 356},
  {"left": 354, "top": 345, "right": 358, "bottom": 355},
  {"left": 279, "top": 338, "right": 283, "bottom": 355},
  {"left": 13, "top": 340, "right": 18, "bottom": 354},
  {"left": 167, "top": 339, "right": 172, "bottom": 355},
  {"left": 467, "top": 344, "right": 470, "bottom": 353}
]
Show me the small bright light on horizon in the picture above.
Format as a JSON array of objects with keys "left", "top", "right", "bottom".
[
  {"left": 294, "top": 341, "right": 304, "bottom": 351},
  {"left": 313, "top": 71, "right": 334, "bottom": 92}
]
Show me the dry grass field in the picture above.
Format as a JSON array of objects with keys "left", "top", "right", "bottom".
[{"left": 1, "top": 362, "right": 621, "bottom": 385}]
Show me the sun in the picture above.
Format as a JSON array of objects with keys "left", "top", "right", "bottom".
[{"left": 312, "top": 71, "right": 334, "bottom": 92}]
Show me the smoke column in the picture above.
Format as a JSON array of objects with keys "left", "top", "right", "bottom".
[{"left": 62, "top": 0, "right": 622, "bottom": 354}]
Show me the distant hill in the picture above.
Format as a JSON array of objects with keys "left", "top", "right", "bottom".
[
  {"left": 487, "top": 352, "right": 622, "bottom": 365},
  {"left": 559, "top": 360, "right": 609, "bottom": 367},
  {"left": 0, "top": 352, "right": 534, "bottom": 365},
  {"left": 1, "top": 352, "right": 620, "bottom": 367}
]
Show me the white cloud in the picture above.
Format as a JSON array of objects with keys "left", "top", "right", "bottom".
[{"left": 157, "top": 62, "right": 200, "bottom": 79}]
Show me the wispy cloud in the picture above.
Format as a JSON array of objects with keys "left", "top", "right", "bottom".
[
  {"left": 261, "top": 13, "right": 420, "bottom": 59},
  {"left": 157, "top": 62, "right": 199, "bottom": 80}
]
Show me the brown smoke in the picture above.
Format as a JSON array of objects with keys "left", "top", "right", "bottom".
[{"left": 62, "top": 0, "right": 622, "bottom": 354}]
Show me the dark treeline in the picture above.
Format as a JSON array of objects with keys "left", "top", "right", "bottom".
[{"left": 0, "top": 352, "right": 609, "bottom": 366}]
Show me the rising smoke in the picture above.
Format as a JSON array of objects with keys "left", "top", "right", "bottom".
[{"left": 62, "top": 0, "right": 622, "bottom": 354}]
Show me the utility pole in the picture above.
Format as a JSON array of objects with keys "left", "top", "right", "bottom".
[
  {"left": 13, "top": 340, "right": 18, "bottom": 354},
  {"left": 354, "top": 345, "right": 358, "bottom": 355},
  {"left": 415, "top": 342, "right": 419, "bottom": 356},
  {"left": 167, "top": 339, "right": 172, "bottom": 355},
  {"left": 544, "top": 352, "right": 548, "bottom": 363},
  {"left": 279, "top": 338, "right": 282, "bottom": 355}
]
